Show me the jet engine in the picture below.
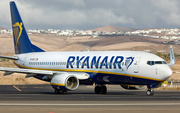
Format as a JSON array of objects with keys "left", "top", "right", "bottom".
[
  {"left": 121, "top": 85, "right": 146, "bottom": 90},
  {"left": 51, "top": 73, "right": 79, "bottom": 91}
]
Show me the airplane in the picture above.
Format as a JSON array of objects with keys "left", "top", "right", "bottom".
[{"left": 0, "top": 1, "right": 176, "bottom": 96}]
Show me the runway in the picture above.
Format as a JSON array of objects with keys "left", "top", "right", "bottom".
[{"left": 0, "top": 85, "right": 180, "bottom": 113}]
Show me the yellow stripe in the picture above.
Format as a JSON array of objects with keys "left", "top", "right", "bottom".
[
  {"left": 123, "top": 85, "right": 135, "bottom": 87},
  {"left": 13, "top": 61, "right": 164, "bottom": 82},
  {"left": 50, "top": 83, "right": 65, "bottom": 86}
]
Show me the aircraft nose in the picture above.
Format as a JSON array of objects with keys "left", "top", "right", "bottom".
[{"left": 162, "top": 66, "right": 172, "bottom": 80}]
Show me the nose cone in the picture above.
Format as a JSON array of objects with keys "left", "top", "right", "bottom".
[{"left": 162, "top": 66, "right": 172, "bottom": 80}]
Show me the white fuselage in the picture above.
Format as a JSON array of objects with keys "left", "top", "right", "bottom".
[{"left": 13, "top": 51, "right": 172, "bottom": 85}]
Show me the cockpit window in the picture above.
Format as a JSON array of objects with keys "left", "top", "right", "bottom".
[
  {"left": 155, "top": 61, "right": 162, "bottom": 64},
  {"left": 147, "top": 61, "right": 154, "bottom": 65},
  {"left": 152, "top": 61, "right": 154, "bottom": 65},
  {"left": 162, "top": 61, "right": 167, "bottom": 64},
  {"left": 147, "top": 61, "right": 166, "bottom": 66}
]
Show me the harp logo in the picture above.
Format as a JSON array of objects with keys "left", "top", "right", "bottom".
[{"left": 12, "top": 22, "right": 23, "bottom": 46}]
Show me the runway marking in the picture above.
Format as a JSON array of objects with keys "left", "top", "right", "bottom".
[
  {"left": 0, "top": 103, "right": 180, "bottom": 106},
  {"left": 13, "top": 85, "right": 22, "bottom": 92}
]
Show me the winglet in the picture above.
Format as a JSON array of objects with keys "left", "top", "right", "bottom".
[{"left": 168, "top": 45, "right": 176, "bottom": 66}]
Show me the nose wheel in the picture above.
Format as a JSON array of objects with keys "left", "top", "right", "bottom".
[
  {"left": 146, "top": 89, "right": 154, "bottom": 96},
  {"left": 94, "top": 85, "right": 107, "bottom": 94}
]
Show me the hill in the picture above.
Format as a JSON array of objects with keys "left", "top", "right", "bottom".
[
  {"left": 0, "top": 34, "right": 180, "bottom": 84},
  {"left": 89, "top": 25, "right": 134, "bottom": 32},
  {"left": 0, "top": 26, "right": 7, "bottom": 30}
]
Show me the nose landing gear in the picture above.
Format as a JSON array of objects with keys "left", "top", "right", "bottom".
[
  {"left": 146, "top": 89, "right": 154, "bottom": 96},
  {"left": 94, "top": 85, "right": 107, "bottom": 94},
  {"left": 146, "top": 83, "right": 158, "bottom": 96}
]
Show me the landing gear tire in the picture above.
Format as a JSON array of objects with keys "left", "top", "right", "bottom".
[
  {"left": 101, "top": 86, "right": 107, "bottom": 94},
  {"left": 55, "top": 89, "right": 67, "bottom": 94},
  {"left": 95, "top": 86, "right": 101, "bottom": 94},
  {"left": 62, "top": 90, "right": 67, "bottom": 94},
  {"left": 55, "top": 89, "right": 60, "bottom": 94},
  {"left": 146, "top": 89, "right": 154, "bottom": 96},
  {"left": 94, "top": 85, "right": 107, "bottom": 94}
]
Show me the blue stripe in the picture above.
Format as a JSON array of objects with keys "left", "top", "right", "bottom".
[
  {"left": 87, "top": 72, "right": 160, "bottom": 85},
  {"left": 33, "top": 73, "right": 161, "bottom": 86}
]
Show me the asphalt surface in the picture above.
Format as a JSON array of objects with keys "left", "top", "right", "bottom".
[{"left": 0, "top": 85, "right": 180, "bottom": 113}]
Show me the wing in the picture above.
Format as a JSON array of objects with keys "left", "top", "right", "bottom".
[
  {"left": 0, "top": 67, "right": 89, "bottom": 80},
  {"left": 0, "top": 55, "right": 18, "bottom": 60}
]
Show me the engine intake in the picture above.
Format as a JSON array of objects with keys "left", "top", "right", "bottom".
[
  {"left": 66, "top": 76, "right": 79, "bottom": 90},
  {"left": 51, "top": 73, "right": 79, "bottom": 91}
]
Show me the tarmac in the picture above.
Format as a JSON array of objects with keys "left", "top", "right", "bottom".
[{"left": 0, "top": 84, "right": 180, "bottom": 113}]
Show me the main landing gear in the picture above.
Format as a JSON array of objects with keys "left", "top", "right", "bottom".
[
  {"left": 94, "top": 85, "right": 107, "bottom": 94},
  {"left": 146, "top": 89, "right": 154, "bottom": 96},
  {"left": 55, "top": 89, "right": 67, "bottom": 94}
]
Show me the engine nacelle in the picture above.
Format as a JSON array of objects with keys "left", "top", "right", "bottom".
[
  {"left": 121, "top": 85, "right": 146, "bottom": 90},
  {"left": 51, "top": 73, "right": 79, "bottom": 91}
]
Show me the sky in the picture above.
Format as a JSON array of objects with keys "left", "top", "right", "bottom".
[{"left": 1, "top": 0, "right": 180, "bottom": 30}]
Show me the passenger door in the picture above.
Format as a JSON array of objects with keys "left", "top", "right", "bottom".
[
  {"left": 121, "top": 61, "right": 126, "bottom": 72},
  {"left": 134, "top": 57, "right": 141, "bottom": 73}
]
